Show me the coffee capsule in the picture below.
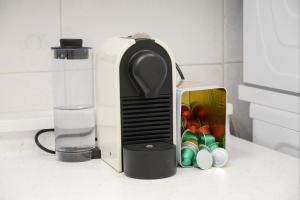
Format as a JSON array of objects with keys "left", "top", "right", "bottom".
[
  {"left": 181, "top": 107, "right": 192, "bottom": 120},
  {"left": 182, "top": 129, "right": 199, "bottom": 143},
  {"left": 206, "top": 141, "right": 228, "bottom": 168},
  {"left": 211, "top": 147, "right": 229, "bottom": 168},
  {"left": 181, "top": 104, "right": 191, "bottom": 131},
  {"left": 181, "top": 104, "right": 191, "bottom": 116},
  {"left": 208, "top": 142, "right": 219, "bottom": 151},
  {"left": 181, "top": 140, "right": 198, "bottom": 167},
  {"left": 191, "top": 104, "right": 210, "bottom": 121},
  {"left": 199, "top": 125, "right": 210, "bottom": 135},
  {"left": 211, "top": 124, "right": 225, "bottom": 139},
  {"left": 181, "top": 121, "right": 186, "bottom": 134},
  {"left": 186, "top": 121, "right": 201, "bottom": 135},
  {"left": 199, "top": 134, "right": 216, "bottom": 146},
  {"left": 194, "top": 145, "right": 213, "bottom": 170}
]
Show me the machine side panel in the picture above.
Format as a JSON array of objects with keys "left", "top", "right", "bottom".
[{"left": 96, "top": 37, "right": 135, "bottom": 172}]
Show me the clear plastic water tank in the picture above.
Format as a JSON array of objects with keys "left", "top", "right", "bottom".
[{"left": 51, "top": 39, "right": 95, "bottom": 162}]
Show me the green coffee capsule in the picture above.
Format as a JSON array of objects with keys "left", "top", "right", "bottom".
[
  {"left": 181, "top": 140, "right": 198, "bottom": 167},
  {"left": 182, "top": 129, "right": 199, "bottom": 143},
  {"left": 199, "top": 133, "right": 216, "bottom": 146},
  {"left": 208, "top": 142, "right": 219, "bottom": 151}
]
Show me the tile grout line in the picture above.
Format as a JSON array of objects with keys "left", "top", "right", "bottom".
[
  {"left": 178, "top": 61, "right": 243, "bottom": 67},
  {"left": 179, "top": 63, "right": 223, "bottom": 66},
  {"left": 224, "top": 61, "right": 243, "bottom": 64},
  {"left": 0, "top": 61, "right": 244, "bottom": 75},
  {"left": 0, "top": 70, "right": 53, "bottom": 75}
]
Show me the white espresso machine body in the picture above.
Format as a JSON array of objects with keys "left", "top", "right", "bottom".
[{"left": 96, "top": 34, "right": 177, "bottom": 178}]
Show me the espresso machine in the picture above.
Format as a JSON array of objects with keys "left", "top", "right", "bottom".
[{"left": 96, "top": 33, "right": 177, "bottom": 179}]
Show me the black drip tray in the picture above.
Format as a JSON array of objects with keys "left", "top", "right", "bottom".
[{"left": 123, "top": 142, "right": 177, "bottom": 179}]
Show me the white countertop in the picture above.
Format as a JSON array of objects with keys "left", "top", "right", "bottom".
[{"left": 0, "top": 131, "right": 299, "bottom": 200}]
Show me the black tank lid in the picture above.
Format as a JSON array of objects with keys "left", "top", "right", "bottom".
[{"left": 51, "top": 39, "right": 91, "bottom": 59}]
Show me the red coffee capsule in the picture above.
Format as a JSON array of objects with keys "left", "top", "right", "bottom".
[
  {"left": 192, "top": 105, "right": 209, "bottom": 121},
  {"left": 181, "top": 105, "right": 192, "bottom": 131},
  {"left": 181, "top": 105, "right": 192, "bottom": 120},
  {"left": 186, "top": 121, "right": 201, "bottom": 135},
  {"left": 211, "top": 124, "right": 225, "bottom": 139},
  {"left": 199, "top": 125, "right": 210, "bottom": 135},
  {"left": 181, "top": 105, "right": 190, "bottom": 114},
  {"left": 182, "top": 110, "right": 192, "bottom": 120}
]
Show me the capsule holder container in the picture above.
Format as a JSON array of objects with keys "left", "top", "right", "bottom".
[{"left": 176, "top": 81, "right": 227, "bottom": 167}]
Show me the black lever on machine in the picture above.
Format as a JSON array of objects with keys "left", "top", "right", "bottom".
[{"left": 129, "top": 50, "right": 168, "bottom": 98}]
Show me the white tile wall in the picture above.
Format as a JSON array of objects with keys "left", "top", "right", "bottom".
[
  {"left": 180, "top": 65, "right": 223, "bottom": 86},
  {"left": 0, "top": 72, "right": 53, "bottom": 113},
  {"left": 0, "top": 0, "right": 60, "bottom": 73},
  {"left": 61, "top": 0, "right": 223, "bottom": 65},
  {"left": 0, "top": 0, "right": 251, "bottom": 140}
]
